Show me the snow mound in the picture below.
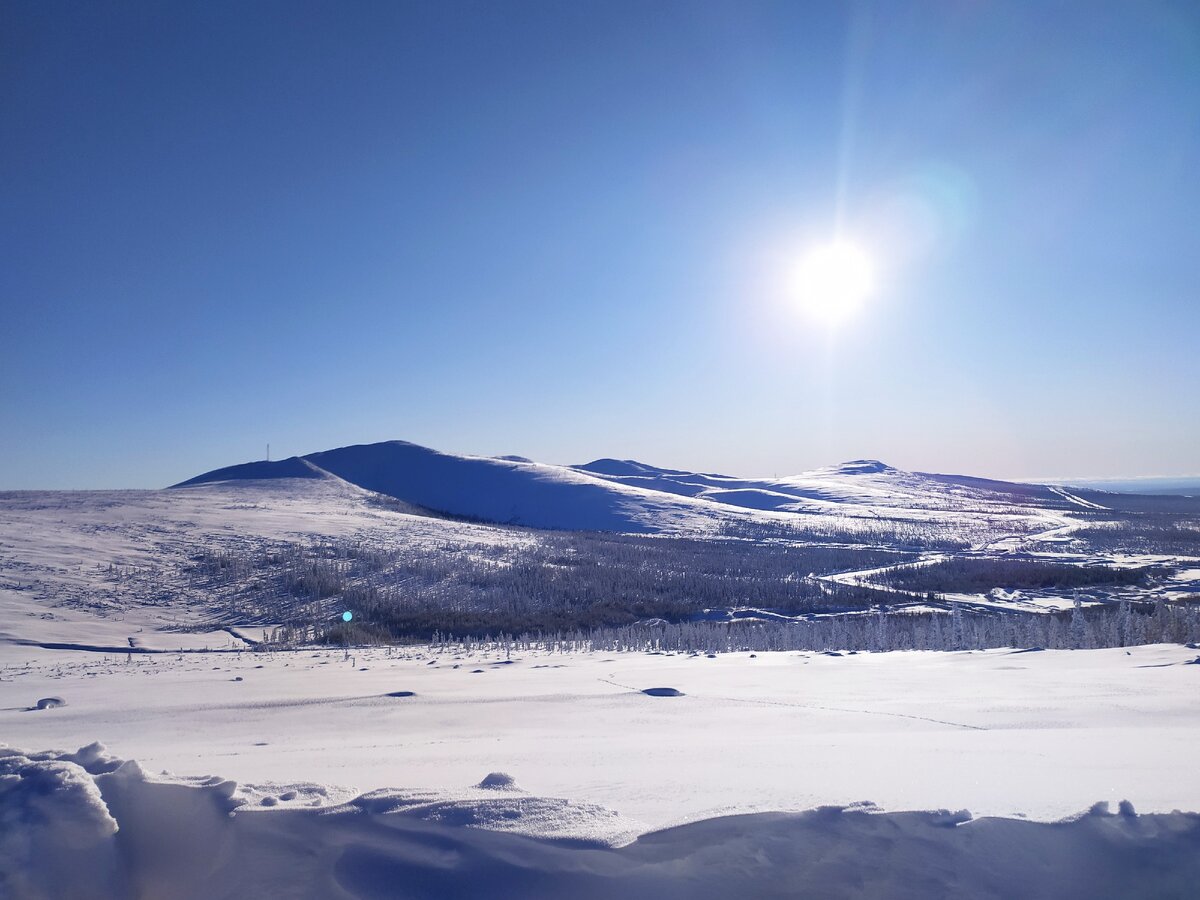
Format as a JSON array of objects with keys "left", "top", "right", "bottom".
[
  {"left": 335, "top": 777, "right": 639, "bottom": 844},
  {"left": 3, "top": 745, "right": 1200, "bottom": 899},
  {"left": 990, "top": 587, "right": 1024, "bottom": 602},
  {"left": 231, "top": 781, "right": 352, "bottom": 810},
  {"left": 0, "top": 744, "right": 121, "bottom": 899}
]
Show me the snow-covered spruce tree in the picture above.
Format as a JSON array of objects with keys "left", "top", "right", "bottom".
[
  {"left": 1070, "top": 595, "right": 1085, "bottom": 649},
  {"left": 950, "top": 602, "right": 965, "bottom": 650}
]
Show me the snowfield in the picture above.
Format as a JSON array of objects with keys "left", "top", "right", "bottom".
[
  {"left": 4, "top": 645, "right": 1200, "bottom": 898},
  {"left": 5, "top": 643, "right": 1200, "bottom": 828}
]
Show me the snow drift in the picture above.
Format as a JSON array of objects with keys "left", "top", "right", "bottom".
[{"left": 4, "top": 743, "right": 1199, "bottom": 900}]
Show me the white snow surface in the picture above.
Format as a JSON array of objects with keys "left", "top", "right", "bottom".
[
  {"left": 175, "top": 440, "right": 1079, "bottom": 541},
  {"left": 5, "top": 743, "right": 1199, "bottom": 900},
  {"left": 10, "top": 460, "right": 1186, "bottom": 650},
  {"left": 0, "top": 478, "right": 536, "bottom": 637},
  {"left": 5, "top": 643, "right": 1199, "bottom": 829},
  {"left": 4, "top": 645, "right": 1200, "bottom": 898},
  {"left": 177, "top": 441, "right": 787, "bottom": 535}
]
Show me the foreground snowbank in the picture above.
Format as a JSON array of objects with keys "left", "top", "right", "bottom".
[{"left": 3, "top": 744, "right": 1199, "bottom": 900}]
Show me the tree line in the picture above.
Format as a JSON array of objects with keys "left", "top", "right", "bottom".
[{"left": 309, "top": 596, "right": 1200, "bottom": 654}]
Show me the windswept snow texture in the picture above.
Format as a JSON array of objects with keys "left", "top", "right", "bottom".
[{"left": 3, "top": 743, "right": 1199, "bottom": 900}]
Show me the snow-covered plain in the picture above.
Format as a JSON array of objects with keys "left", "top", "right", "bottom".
[
  {"left": 4, "top": 644, "right": 1200, "bottom": 898},
  {"left": 6, "top": 643, "right": 1200, "bottom": 826},
  {"left": 3, "top": 442, "right": 1200, "bottom": 896}
]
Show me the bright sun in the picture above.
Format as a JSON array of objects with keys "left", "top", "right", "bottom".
[{"left": 791, "top": 240, "right": 874, "bottom": 325}]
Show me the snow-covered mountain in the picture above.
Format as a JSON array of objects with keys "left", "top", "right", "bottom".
[
  {"left": 174, "top": 439, "right": 1095, "bottom": 536},
  {"left": 175, "top": 441, "right": 761, "bottom": 534},
  {"left": 572, "top": 456, "right": 1076, "bottom": 513}
]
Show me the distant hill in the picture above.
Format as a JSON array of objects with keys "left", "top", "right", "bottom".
[
  {"left": 173, "top": 456, "right": 330, "bottom": 485},
  {"left": 1059, "top": 476, "right": 1200, "bottom": 498},
  {"left": 574, "top": 456, "right": 1070, "bottom": 513},
  {"left": 175, "top": 441, "right": 754, "bottom": 534},
  {"left": 175, "top": 440, "right": 1200, "bottom": 533}
]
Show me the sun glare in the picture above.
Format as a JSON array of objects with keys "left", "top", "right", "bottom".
[{"left": 792, "top": 240, "right": 874, "bottom": 325}]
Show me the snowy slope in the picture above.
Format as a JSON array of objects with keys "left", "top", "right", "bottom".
[
  {"left": 176, "top": 440, "right": 1076, "bottom": 540},
  {"left": 574, "top": 457, "right": 1074, "bottom": 514},
  {"left": 0, "top": 477, "right": 533, "bottom": 642},
  {"left": 304, "top": 441, "right": 751, "bottom": 533},
  {"left": 177, "top": 441, "right": 778, "bottom": 535}
]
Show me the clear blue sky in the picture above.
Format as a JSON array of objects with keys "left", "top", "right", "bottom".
[{"left": 3, "top": 1, "right": 1198, "bottom": 488}]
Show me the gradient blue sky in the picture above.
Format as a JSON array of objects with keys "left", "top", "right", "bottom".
[{"left": 3, "top": 1, "right": 1198, "bottom": 488}]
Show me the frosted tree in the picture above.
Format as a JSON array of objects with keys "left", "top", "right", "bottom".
[{"left": 1070, "top": 595, "right": 1086, "bottom": 649}]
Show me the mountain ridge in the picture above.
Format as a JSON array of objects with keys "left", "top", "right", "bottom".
[{"left": 173, "top": 439, "right": 1146, "bottom": 536}]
